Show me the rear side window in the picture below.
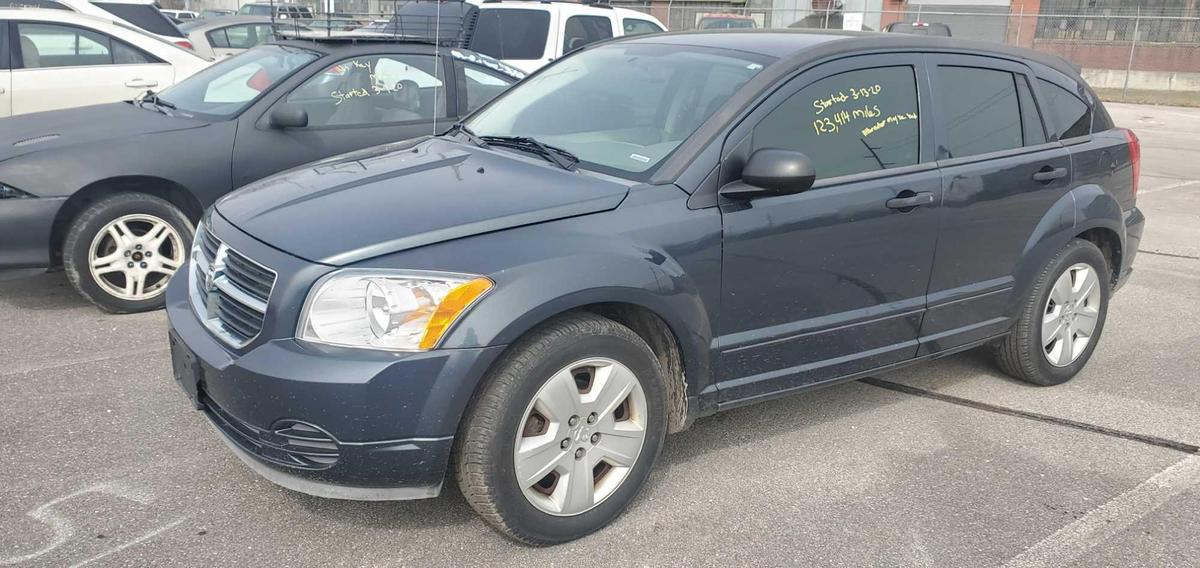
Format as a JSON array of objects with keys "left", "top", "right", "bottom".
[
  {"left": 16, "top": 22, "right": 157, "bottom": 68},
  {"left": 93, "top": 2, "right": 184, "bottom": 37},
  {"left": 562, "top": 15, "right": 612, "bottom": 53},
  {"left": 753, "top": 66, "right": 921, "bottom": 180},
  {"left": 1038, "top": 79, "right": 1092, "bottom": 140},
  {"left": 937, "top": 66, "right": 1023, "bottom": 158},
  {"left": 471, "top": 9, "right": 550, "bottom": 60},
  {"left": 622, "top": 18, "right": 662, "bottom": 36}
]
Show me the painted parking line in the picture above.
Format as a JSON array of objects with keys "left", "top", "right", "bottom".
[
  {"left": 1002, "top": 454, "right": 1200, "bottom": 568},
  {"left": 1139, "top": 178, "right": 1200, "bottom": 195}
]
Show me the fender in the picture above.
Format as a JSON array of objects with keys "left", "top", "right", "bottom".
[
  {"left": 1071, "top": 184, "right": 1127, "bottom": 240},
  {"left": 1010, "top": 188, "right": 1077, "bottom": 309},
  {"left": 445, "top": 249, "right": 715, "bottom": 399}
]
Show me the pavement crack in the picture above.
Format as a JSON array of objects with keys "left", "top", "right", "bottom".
[
  {"left": 860, "top": 377, "right": 1200, "bottom": 455},
  {"left": 1138, "top": 249, "right": 1200, "bottom": 261}
]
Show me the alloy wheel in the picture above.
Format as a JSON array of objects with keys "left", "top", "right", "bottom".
[
  {"left": 1042, "top": 262, "right": 1102, "bottom": 367},
  {"left": 513, "top": 357, "right": 648, "bottom": 516},
  {"left": 88, "top": 214, "right": 184, "bottom": 301}
]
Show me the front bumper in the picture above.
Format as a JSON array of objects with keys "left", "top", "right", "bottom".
[
  {"left": 166, "top": 269, "right": 505, "bottom": 500},
  {"left": 0, "top": 196, "right": 66, "bottom": 270}
]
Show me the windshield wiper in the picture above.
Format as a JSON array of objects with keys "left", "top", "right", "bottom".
[
  {"left": 443, "top": 122, "right": 489, "bottom": 148},
  {"left": 137, "top": 91, "right": 176, "bottom": 114},
  {"left": 479, "top": 135, "right": 579, "bottom": 171}
]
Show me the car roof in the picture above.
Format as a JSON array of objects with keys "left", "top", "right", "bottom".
[
  {"left": 616, "top": 29, "right": 1081, "bottom": 78},
  {"left": 184, "top": 14, "right": 275, "bottom": 28},
  {"left": 0, "top": 6, "right": 124, "bottom": 24},
  {"left": 268, "top": 39, "right": 526, "bottom": 78}
]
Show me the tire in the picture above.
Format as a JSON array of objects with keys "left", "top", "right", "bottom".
[
  {"left": 993, "top": 238, "right": 1111, "bottom": 386},
  {"left": 455, "top": 312, "right": 668, "bottom": 545},
  {"left": 63, "top": 193, "right": 194, "bottom": 314}
]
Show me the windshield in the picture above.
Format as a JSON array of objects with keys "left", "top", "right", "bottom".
[
  {"left": 154, "top": 44, "right": 318, "bottom": 119},
  {"left": 240, "top": 4, "right": 271, "bottom": 15},
  {"left": 466, "top": 43, "right": 770, "bottom": 180}
]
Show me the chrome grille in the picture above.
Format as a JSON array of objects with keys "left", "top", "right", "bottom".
[{"left": 191, "top": 226, "right": 276, "bottom": 348}]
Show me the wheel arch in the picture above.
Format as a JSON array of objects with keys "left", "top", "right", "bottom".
[{"left": 49, "top": 176, "right": 202, "bottom": 267}]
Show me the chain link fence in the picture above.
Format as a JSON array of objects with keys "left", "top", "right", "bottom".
[{"left": 610, "top": 2, "right": 1200, "bottom": 103}]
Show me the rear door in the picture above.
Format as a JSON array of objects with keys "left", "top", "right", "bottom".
[
  {"left": 919, "top": 53, "right": 1072, "bottom": 353},
  {"left": 716, "top": 53, "right": 941, "bottom": 402},
  {"left": 10, "top": 21, "right": 173, "bottom": 115},
  {"left": 231, "top": 51, "right": 455, "bottom": 187}
]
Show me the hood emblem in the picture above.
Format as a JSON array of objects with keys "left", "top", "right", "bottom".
[{"left": 13, "top": 134, "right": 61, "bottom": 147}]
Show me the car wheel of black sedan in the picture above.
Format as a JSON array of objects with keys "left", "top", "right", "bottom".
[
  {"left": 63, "top": 193, "right": 194, "bottom": 313},
  {"left": 993, "top": 238, "right": 1110, "bottom": 386},
  {"left": 455, "top": 312, "right": 668, "bottom": 545}
]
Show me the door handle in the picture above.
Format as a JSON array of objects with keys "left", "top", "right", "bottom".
[
  {"left": 886, "top": 190, "right": 935, "bottom": 211},
  {"left": 125, "top": 79, "right": 159, "bottom": 88},
  {"left": 1032, "top": 166, "right": 1068, "bottom": 182}
]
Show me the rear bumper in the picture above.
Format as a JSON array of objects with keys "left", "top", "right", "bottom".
[
  {"left": 1116, "top": 206, "right": 1145, "bottom": 292},
  {"left": 0, "top": 197, "right": 65, "bottom": 270}
]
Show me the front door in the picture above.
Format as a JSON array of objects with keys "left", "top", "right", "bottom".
[
  {"left": 232, "top": 52, "right": 456, "bottom": 187},
  {"left": 716, "top": 54, "right": 940, "bottom": 404},
  {"left": 917, "top": 54, "right": 1073, "bottom": 354}
]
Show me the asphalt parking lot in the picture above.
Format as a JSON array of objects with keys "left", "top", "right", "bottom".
[{"left": 2, "top": 101, "right": 1198, "bottom": 567}]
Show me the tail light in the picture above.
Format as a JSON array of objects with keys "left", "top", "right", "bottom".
[
  {"left": 174, "top": 39, "right": 194, "bottom": 50},
  {"left": 1123, "top": 128, "right": 1141, "bottom": 199}
]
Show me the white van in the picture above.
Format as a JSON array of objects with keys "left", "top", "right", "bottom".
[{"left": 465, "top": 0, "right": 665, "bottom": 73}]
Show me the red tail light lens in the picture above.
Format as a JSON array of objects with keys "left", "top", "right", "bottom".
[
  {"left": 174, "top": 40, "right": 194, "bottom": 50},
  {"left": 1124, "top": 128, "right": 1141, "bottom": 198}
]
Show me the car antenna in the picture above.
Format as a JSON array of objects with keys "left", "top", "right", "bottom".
[{"left": 432, "top": 0, "right": 443, "bottom": 136}]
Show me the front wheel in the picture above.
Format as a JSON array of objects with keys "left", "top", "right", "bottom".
[
  {"left": 455, "top": 313, "right": 668, "bottom": 545},
  {"left": 63, "top": 193, "right": 193, "bottom": 313}
]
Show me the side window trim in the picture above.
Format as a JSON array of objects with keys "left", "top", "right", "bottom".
[
  {"left": 1, "top": 21, "right": 10, "bottom": 71},
  {"left": 716, "top": 52, "right": 934, "bottom": 194}
]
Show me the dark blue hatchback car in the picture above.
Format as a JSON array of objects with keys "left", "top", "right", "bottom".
[{"left": 167, "top": 30, "right": 1144, "bottom": 544}]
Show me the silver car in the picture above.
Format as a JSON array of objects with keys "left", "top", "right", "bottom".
[{"left": 179, "top": 15, "right": 300, "bottom": 58}]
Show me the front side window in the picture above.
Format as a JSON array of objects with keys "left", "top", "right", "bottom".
[
  {"left": 470, "top": 9, "right": 550, "bottom": 60},
  {"left": 467, "top": 43, "right": 770, "bottom": 179},
  {"left": 461, "top": 64, "right": 516, "bottom": 113},
  {"left": 93, "top": 2, "right": 183, "bottom": 37},
  {"left": 562, "top": 15, "right": 612, "bottom": 53},
  {"left": 287, "top": 54, "right": 447, "bottom": 127},
  {"left": 937, "top": 66, "right": 1023, "bottom": 158},
  {"left": 1038, "top": 79, "right": 1091, "bottom": 140},
  {"left": 622, "top": 19, "right": 663, "bottom": 35},
  {"left": 154, "top": 44, "right": 318, "bottom": 119},
  {"left": 17, "top": 23, "right": 112, "bottom": 68},
  {"left": 753, "top": 66, "right": 920, "bottom": 180}
]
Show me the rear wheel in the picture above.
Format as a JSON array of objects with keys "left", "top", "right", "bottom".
[
  {"left": 993, "top": 239, "right": 1110, "bottom": 385},
  {"left": 63, "top": 193, "right": 193, "bottom": 313},
  {"left": 455, "top": 313, "right": 667, "bottom": 545}
]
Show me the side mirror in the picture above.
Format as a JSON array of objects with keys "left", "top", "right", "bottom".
[
  {"left": 269, "top": 104, "right": 308, "bottom": 129},
  {"left": 720, "top": 148, "right": 816, "bottom": 200}
]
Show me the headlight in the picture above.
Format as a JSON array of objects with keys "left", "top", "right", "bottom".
[
  {"left": 298, "top": 270, "right": 493, "bottom": 351},
  {"left": 0, "top": 183, "right": 34, "bottom": 199}
]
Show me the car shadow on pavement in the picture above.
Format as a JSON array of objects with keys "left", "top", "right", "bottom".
[{"left": 0, "top": 271, "right": 93, "bottom": 311}]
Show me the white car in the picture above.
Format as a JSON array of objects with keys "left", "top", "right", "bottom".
[
  {"left": 465, "top": 0, "right": 666, "bottom": 73},
  {"left": 179, "top": 15, "right": 284, "bottom": 59},
  {"left": 0, "top": 9, "right": 211, "bottom": 116},
  {"left": 0, "top": 0, "right": 193, "bottom": 48},
  {"left": 161, "top": 9, "right": 198, "bottom": 21}
]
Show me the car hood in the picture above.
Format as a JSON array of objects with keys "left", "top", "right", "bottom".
[
  {"left": 0, "top": 102, "right": 207, "bottom": 163},
  {"left": 216, "top": 137, "right": 631, "bottom": 266}
]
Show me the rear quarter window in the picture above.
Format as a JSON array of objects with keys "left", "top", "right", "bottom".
[
  {"left": 1037, "top": 78, "right": 1093, "bottom": 139},
  {"left": 470, "top": 9, "right": 550, "bottom": 60}
]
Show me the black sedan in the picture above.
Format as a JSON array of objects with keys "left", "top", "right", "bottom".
[{"left": 0, "top": 39, "right": 524, "bottom": 312}]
